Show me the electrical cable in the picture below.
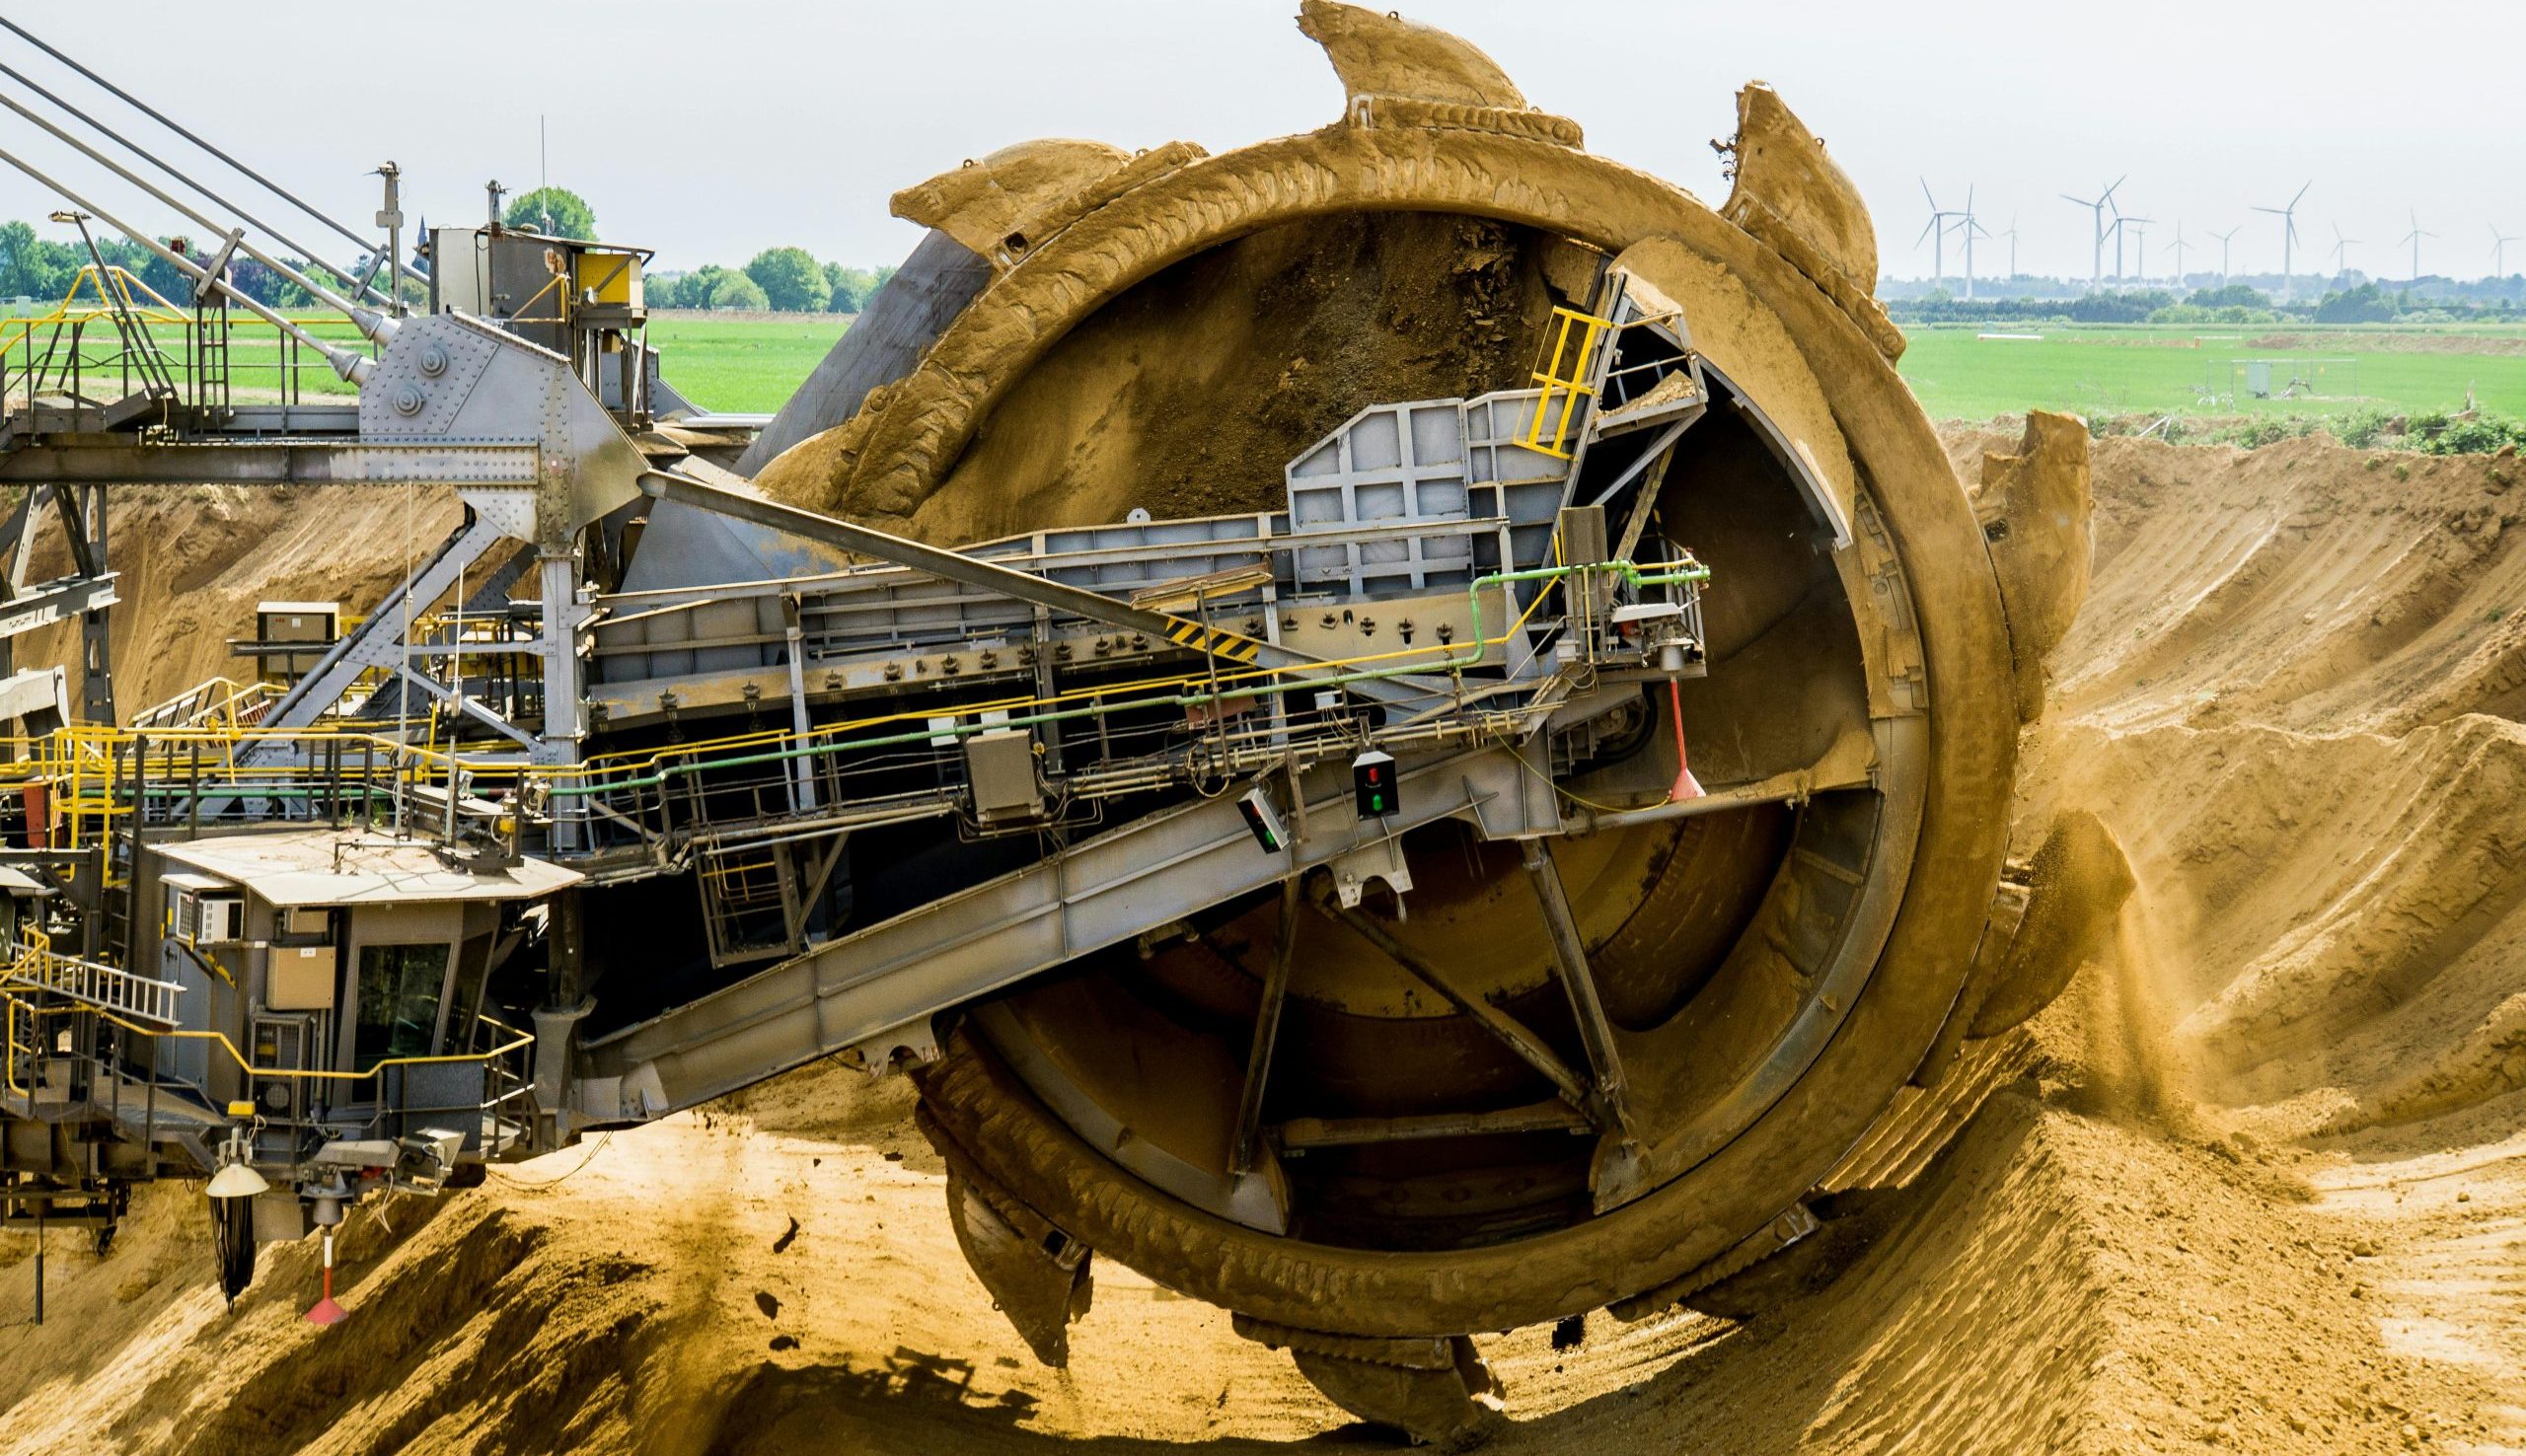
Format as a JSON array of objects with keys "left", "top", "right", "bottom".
[{"left": 485, "top": 1129, "right": 614, "bottom": 1190}]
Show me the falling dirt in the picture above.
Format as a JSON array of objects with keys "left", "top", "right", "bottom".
[{"left": 6, "top": 428, "right": 2525, "bottom": 1453}]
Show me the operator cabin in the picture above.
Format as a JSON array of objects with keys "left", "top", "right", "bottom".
[{"left": 138, "top": 827, "right": 576, "bottom": 1127}]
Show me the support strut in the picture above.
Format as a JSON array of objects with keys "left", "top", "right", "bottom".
[
  {"left": 1317, "top": 898, "right": 1593, "bottom": 1114},
  {"left": 1520, "top": 837, "right": 1635, "bottom": 1137},
  {"left": 1227, "top": 878, "right": 1301, "bottom": 1175}
]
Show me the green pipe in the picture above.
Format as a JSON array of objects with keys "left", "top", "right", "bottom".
[{"left": 548, "top": 557, "right": 1708, "bottom": 798}]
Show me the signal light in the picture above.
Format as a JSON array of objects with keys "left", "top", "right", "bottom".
[
  {"left": 1352, "top": 751, "right": 1396, "bottom": 820},
  {"left": 1238, "top": 786, "right": 1290, "bottom": 853}
]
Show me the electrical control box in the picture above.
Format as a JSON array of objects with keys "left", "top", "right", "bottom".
[
  {"left": 965, "top": 729, "right": 1042, "bottom": 825},
  {"left": 265, "top": 944, "right": 336, "bottom": 1012}
]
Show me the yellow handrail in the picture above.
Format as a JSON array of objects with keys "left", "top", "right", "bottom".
[
  {"left": 1523, "top": 305, "right": 1612, "bottom": 460},
  {"left": 0, "top": 571, "right": 1604, "bottom": 829},
  {"left": 1, "top": 988, "right": 532, "bottom": 1099}
]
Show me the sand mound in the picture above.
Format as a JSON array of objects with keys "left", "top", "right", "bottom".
[{"left": 20, "top": 483, "right": 461, "bottom": 716}]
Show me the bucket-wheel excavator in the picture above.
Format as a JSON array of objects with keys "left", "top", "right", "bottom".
[{"left": 0, "top": 5, "right": 2119, "bottom": 1442}]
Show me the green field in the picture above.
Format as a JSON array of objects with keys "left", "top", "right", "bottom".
[
  {"left": 646, "top": 315, "right": 849, "bottom": 414},
  {"left": 1895, "top": 324, "right": 2526, "bottom": 424},
  {"left": 31, "top": 300, "right": 2526, "bottom": 432},
  {"left": 642, "top": 315, "right": 2526, "bottom": 430}
]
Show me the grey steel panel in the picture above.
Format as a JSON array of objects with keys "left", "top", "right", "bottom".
[
  {"left": 221, "top": 404, "right": 361, "bottom": 434},
  {"left": 1286, "top": 400, "right": 1477, "bottom": 594},
  {"left": 0, "top": 441, "right": 539, "bottom": 486},
  {"left": 641, "top": 474, "right": 1437, "bottom": 707},
  {"left": 0, "top": 574, "right": 115, "bottom": 638},
  {"left": 616, "top": 497, "right": 854, "bottom": 598}
]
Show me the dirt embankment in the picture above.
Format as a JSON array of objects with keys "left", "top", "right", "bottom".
[
  {"left": 5, "top": 433, "right": 2526, "bottom": 1454},
  {"left": 20, "top": 484, "right": 461, "bottom": 717}
]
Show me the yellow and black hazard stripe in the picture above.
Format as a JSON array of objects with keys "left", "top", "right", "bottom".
[{"left": 1164, "top": 618, "right": 1264, "bottom": 664}]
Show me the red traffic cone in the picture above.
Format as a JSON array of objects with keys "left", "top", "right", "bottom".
[
  {"left": 306, "top": 1229, "right": 347, "bottom": 1326},
  {"left": 1667, "top": 679, "right": 1704, "bottom": 803}
]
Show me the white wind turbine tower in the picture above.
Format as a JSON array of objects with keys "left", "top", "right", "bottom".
[
  {"left": 2400, "top": 209, "right": 2437, "bottom": 282},
  {"left": 2328, "top": 222, "right": 2360, "bottom": 281},
  {"left": 2117, "top": 216, "right": 2155, "bottom": 287},
  {"left": 2252, "top": 181, "right": 2312, "bottom": 301},
  {"left": 2210, "top": 225, "right": 2242, "bottom": 286},
  {"left": 2002, "top": 214, "right": 2020, "bottom": 279},
  {"left": 2492, "top": 223, "right": 2521, "bottom": 279},
  {"left": 2060, "top": 177, "right": 2124, "bottom": 287},
  {"left": 1917, "top": 178, "right": 1966, "bottom": 288},
  {"left": 1949, "top": 186, "right": 1993, "bottom": 299},
  {"left": 2165, "top": 222, "right": 2192, "bottom": 290}
]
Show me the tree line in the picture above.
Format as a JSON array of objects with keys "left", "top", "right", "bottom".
[
  {"left": 0, "top": 185, "right": 892, "bottom": 316},
  {"left": 1885, "top": 281, "right": 2526, "bottom": 328}
]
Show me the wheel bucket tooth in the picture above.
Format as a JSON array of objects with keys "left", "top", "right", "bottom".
[
  {"left": 1973, "top": 409, "right": 2098, "bottom": 720},
  {"left": 1290, "top": 1337, "right": 1505, "bottom": 1450},
  {"left": 1720, "top": 83, "right": 1903, "bottom": 357},
  {"left": 1967, "top": 809, "right": 2136, "bottom": 1039},
  {"left": 1588, "top": 1132, "right": 1651, "bottom": 1215},
  {"left": 942, "top": 1167, "right": 1092, "bottom": 1368},
  {"left": 1234, "top": 1317, "right": 1505, "bottom": 1449},
  {"left": 1608, "top": 1202, "right": 1822, "bottom": 1323}
]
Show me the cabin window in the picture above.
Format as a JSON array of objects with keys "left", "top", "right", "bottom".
[{"left": 355, "top": 942, "right": 450, "bottom": 1066}]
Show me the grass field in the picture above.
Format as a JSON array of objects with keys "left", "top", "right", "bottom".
[
  {"left": 33, "top": 302, "right": 2522, "bottom": 430},
  {"left": 1895, "top": 324, "right": 2526, "bottom": 424},
  {"left": 647, "top": 315, "right": 849, "bottom": 413},
  {"left": 645, "top": 314, "right": 2526, "bottom": 429}
]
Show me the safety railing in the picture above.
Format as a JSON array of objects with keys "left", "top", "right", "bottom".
[
  {"left": 0, "top": 977, "right": 532, "bottom": 1122},
  {"left": 0, "top": 555, "right": 1705, "bottom": 871},
  {"left": 2, "top": 265, "right": 370, "bottom": 417},
  {"left": 130, "top": 676, "right": 279, "bottom": 733},
  {"left": 1, "top": 928, "right": 182, "bottom": 1027},
  {"left": 1523, "top": 305, "right": 1613, "bottom": 460}
]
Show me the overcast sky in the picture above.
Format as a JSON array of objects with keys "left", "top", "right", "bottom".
[{"left": 1, "top": 1, "right": 2519, "bottom": 284}]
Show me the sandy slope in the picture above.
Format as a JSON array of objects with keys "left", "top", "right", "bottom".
[{"left": 5, "top": 430, "right": 2524, "bottom": 1454}]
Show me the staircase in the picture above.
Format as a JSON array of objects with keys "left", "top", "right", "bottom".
[{"left": 3, "top": 931, "right": 182, "bottom": 1030}]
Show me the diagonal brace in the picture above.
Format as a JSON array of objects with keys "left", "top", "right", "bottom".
[{"left": 1317, "top": 896, "right": 1593, "bottom": 1113}]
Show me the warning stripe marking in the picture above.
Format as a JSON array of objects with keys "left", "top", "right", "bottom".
[{"left": 1163, "top": 619, "right": 1263, "bottom": 664}]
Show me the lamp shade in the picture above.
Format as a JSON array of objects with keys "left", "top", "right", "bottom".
[{"left": 207, "top": 1161, "right": 269, "bottom": 1200}]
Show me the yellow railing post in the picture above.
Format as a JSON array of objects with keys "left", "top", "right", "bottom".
[{"left": 1523, "top": 306, "right": 1612, "bottom": 460}]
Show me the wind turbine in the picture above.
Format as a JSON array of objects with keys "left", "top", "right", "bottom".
[
  {"left": 2165, "top": 222, "right": 2192, "bottom": 290},
  {"left": 1948, "top": 185, "right": 1993, "bottom": 299},
  {"left": 2252, "top": 181, "right": 2311, "bottom": 301},
  {"left": 2492, "top": 223, "right": 2521, "bottom": 278},
  {"left": 2328, "top": 222, "right": 2359, "bottom": 280},
  {"left": 2060, "top": 177, "right": 2124, "bottom": 287},
  {"left": 1917, "top": 178, "right": 1966, "bottom": 287},
  {"left": 2001, "top": 214, "right": 2021, "bottom": 279},
  {"left": 2209, "top": 225, "right": 2242, "bottom": 287},
  {"left": 2116, "top": 217, "right": 2155, "bottom": 287},
  {"left": 2400, "top": 209, "right": 2437, "bottom": 281}
]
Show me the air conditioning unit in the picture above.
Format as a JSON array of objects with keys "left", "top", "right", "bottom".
[{"left": 169, "top": 878, "right": 245, "bottom": 945}]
